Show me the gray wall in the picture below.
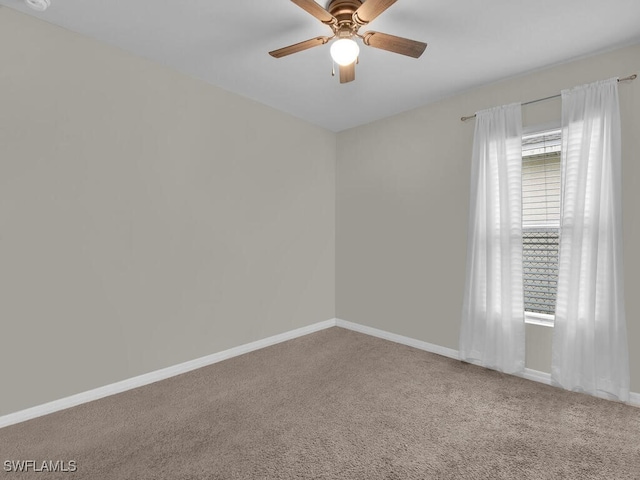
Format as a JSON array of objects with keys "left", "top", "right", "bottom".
[
  {"left": 0, "top": 9, "right": 336, "bottom": 416},
  {"left": 337, "top": 44, "right": 640, "bottom": 391}
]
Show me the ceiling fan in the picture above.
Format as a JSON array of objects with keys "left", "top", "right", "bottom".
[{"left": 269, "top": 0, "right": 427, "bottom": 84}]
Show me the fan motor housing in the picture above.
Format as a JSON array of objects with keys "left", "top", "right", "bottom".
[{"left": 327, "top": 0, "right": 363, "bottom": 24}]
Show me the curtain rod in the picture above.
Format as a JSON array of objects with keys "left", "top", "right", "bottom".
[{"left": 460, "top": 74, "right": 637, "bottom": 122}]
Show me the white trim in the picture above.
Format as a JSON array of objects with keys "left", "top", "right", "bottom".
[
  {"left": 518, "top": 369, "right": 639, "bottom": 407},
  {"left": 519, "top": 368, "right": 552, "bottom": 385},
  {"left": 335, "top": 319, "right": 459, "bottom": 360},
  {"left": 524, "top": 312, "right": 555, "bottom": 327},
  {"left": 336, "top": 318, "right": 639, "bottom": 407},
  {"left": 0, "top": 318, "right": 338, "bottom": 429},
  {"left": 2, "top": 316, "right": 637, "bottom": 429}
]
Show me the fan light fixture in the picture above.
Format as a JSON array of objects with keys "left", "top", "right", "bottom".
[
  {"left": 330, "top": 39, "right": 359, "bottom": 66},
  {"left": 269, "top": 0, "right": 428, "bottom": 84},
  {"left": 25, "top": 0, "right": 50, "bottom": 11}
]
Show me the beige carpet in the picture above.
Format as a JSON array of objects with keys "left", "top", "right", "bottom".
[{"left": 1, "top": 327, "right": 639, "bottom": 479}]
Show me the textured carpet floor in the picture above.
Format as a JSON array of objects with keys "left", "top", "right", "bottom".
[{"left": 1, "top": 327, "right": 640, "bottom": 479}]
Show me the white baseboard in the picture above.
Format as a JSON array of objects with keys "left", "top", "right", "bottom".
[
  {"left": 3, "top": 316, "right": 637, "bottom": 429},
  {"left": 0, "top": 318, "right": 338, "bottom": 429},
  {"left": 335, "top": 318, "right": 459, "bottom": 360},
  {"left": 335, "top": 318, "right": 639, "bottom": 407},
  {"left": 520, "top": 368, "right": 552, "bottom": 386}
]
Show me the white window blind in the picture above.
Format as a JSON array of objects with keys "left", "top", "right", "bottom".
[{"left": 522, "top": 129, "right": 561, "bottom": 317}]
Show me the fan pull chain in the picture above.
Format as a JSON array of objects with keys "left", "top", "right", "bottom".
[{"left": 331, "top": 60, "right": 335, "bottom": 77}]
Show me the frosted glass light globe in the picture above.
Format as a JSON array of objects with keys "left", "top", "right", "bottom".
[{"left": 330, "top": 39, "right": 360, "bottom": 66}]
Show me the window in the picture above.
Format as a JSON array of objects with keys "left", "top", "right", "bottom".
[{"left": 522, "top": 129, "right": 561, "bottom": 325}]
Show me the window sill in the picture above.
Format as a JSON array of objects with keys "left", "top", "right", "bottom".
[{"left": 525, "top": 312, "right": 554, "bottom": 327}]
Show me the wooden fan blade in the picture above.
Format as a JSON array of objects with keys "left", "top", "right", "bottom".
[
  {"left": 290, "top": 0, "right": 336, "bottom": 25},
  {"left": 269, "top": 36, "right": 330, "bottom": 58},
  {"left": 339, "top": 62, "right": 355, "bottom": 83},
  {"left": 353, "top": 0, "right": 397, "bottom": 25},
  {"left": 362, "top": 31, "right": 427, "bottom": 58}
]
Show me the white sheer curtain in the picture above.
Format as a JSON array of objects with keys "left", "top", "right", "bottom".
[
  {"left": 460, "top": 103, "right": 525, "bottom": 374},
  {"left": 552, "top": 78, "right": 630, "bottom": 401}
]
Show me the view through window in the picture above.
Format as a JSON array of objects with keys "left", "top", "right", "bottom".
[{"left": 522, "top": 129, "right": 561, "bottom": 322}]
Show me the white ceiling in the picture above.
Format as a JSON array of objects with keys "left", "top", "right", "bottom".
[{"left": 2, "top": 0, "right": 640, "bottom": 131}]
